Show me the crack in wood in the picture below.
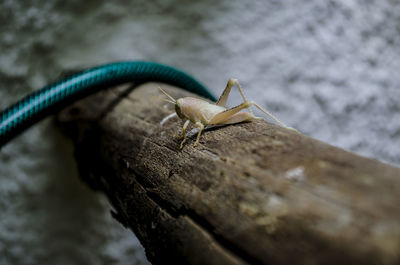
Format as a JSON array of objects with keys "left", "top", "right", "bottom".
[{"left": 144, "top": 189, "right": 262, "bottom": 265}]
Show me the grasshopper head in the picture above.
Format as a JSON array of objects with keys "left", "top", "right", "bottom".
[
  {"left": 158, "top": 87, "right": 186, "bottom": 118},
  {"left": 175, "top": 98, "right": 185, "bottom": 119}
]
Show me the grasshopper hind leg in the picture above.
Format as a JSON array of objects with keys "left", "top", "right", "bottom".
[
  {"left": 216, "top": 78, "right": 254, "bottom": 115},
  {"left": 219, "top": 111, "right": 256, "bottom": 125}
]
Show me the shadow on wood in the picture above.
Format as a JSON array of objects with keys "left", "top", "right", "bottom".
[{"left": 57, "top": 83, "right": 400, "bottom": 265}]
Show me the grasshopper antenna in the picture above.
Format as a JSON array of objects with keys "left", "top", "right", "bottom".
[
  {"left": 158, "top": 87, "right": 176, "bottom": 104},
  {"left": 153, "top": 96, "right": 175, "bottom": 104}
]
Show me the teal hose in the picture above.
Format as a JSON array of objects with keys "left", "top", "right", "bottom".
[{"left": 0, "top": 61, "right": 215, "bottom": 148}]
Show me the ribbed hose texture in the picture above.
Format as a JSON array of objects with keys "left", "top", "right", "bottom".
[{"left": 0, "top": 61, "right": 215, "bottom": 148}]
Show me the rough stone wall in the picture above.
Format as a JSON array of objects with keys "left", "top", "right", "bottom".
[{"left": 1, "top": 0, "right": 399, "bottom": 264}]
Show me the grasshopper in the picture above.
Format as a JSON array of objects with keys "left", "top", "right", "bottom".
[{"left": 158, "top": 78, "right": 296, "bottom": 149}]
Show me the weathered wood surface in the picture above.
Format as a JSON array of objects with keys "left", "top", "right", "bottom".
[{"left": 57, "top": 83, "right": 400, "bottom": 265}]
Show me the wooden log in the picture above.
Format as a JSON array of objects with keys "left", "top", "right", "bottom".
[{"left": 57, "top": 83, "right": 400, "bottom": 265}]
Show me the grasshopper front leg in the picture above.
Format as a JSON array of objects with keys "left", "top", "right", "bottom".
[
  {"left": 179, "top": 120, "right": 190, "bottom": 149},
  {"left": 179, "top": 121, "right": 204, "bottom": 149}
]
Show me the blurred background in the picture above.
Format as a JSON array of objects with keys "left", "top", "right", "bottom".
[{"left": 0, "top": 0, "right": 399, "bottom": 264}]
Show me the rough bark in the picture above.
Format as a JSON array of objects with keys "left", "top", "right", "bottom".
[{"left": 57, "top": 83, "right": 400, "bottom": 265}]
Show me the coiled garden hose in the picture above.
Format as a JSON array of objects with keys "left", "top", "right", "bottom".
[{"left": 0, "top": 61, "right": 215, "bottom": 148}]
